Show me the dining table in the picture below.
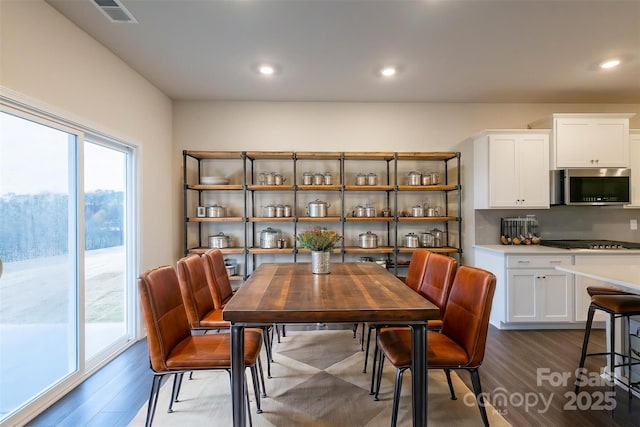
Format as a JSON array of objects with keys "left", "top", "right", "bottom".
[{"left": 223, "top": 262, "right": 440, "bottom": 427}]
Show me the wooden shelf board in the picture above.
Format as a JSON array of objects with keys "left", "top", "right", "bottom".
[
  {"left": 297, "top": 216, "right": 342, "bottom": 222},
  {"left": 344, "top": 246, "right": 395, "bottom": 253},
  {"left": 396, "top": 152, "right": 458, "bottom": 161},
  {"left": 343, "top": 152, "right": 395, "bottom": 160},
  {"left": 296, "top": 152, "right": 342, "bottom": 159},
  {"left": 247, "top": 185, "right": 294, "bottom": 191},
  {"left": 248, "top": 217, "right": 294, "bottom": 222},
  {"left": 188, "top": 217, "right": 244, "bottom": 223},
  {"left": 345, "top": 217, "right": 393, "bottom": 222},
  {"left": 185, "top": 150, "right": 244, "bottom": 159},
  {"left": 397, "top": 247, "right": 459, "bottom": 254},
  {"left": 188, "top": 247, "right": 245, "bottom": 255},
  {"left": 248, "top": 248, "right": 294, "bottom": 254},
  {"left": 397, "top": 184, "right": 458, "bottom": 191},
  {"left": 245, "top": 151, "right": 294, "bottom": 160},
  {"left": 397, "top": 216, "right": 458, "bottom": 222},
  {"left": 297, "top": 184, "right": 342, "bottom": 191},
  {"left": 189, "top": 184, "right": 243, "bottom": 190},
  {"left": 344, "top": 185, "right": 393, "bottom": 191}
]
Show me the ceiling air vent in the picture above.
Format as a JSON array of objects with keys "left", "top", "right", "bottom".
[{"left": 92, "top": 0, "right": 138, "bottom": 23}]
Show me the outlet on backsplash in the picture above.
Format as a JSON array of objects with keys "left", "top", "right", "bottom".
[{"left": 632, "top": 219, "right": 638, "bottom": 231}]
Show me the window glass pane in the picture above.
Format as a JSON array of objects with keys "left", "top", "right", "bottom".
[
  {"left": 84, "top": 141, "right": 127, "bottom": 360},
  {"left": 0, "top": 111, "right": 78, "bottom": 421}
]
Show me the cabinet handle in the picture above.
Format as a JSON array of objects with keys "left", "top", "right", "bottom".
[
  {"left": 548, "top": 260, "right": 562, "bottom": 264},
  {"left": 517, "top": 260, "right": 530, "bottom": 264}
]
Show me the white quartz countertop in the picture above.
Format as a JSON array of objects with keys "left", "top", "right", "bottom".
[
  {"left": 555, "top": 265, "right": 640, "bottom": 292},
  {"left": 473, "top": 244, "right": 640, "bottom": 255}
]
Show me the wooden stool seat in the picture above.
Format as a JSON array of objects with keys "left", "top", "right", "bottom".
[
  {"left": 587, "top": 286, "right": 634, "bottom": 297},
  {"left": 591, "top": 295, "right": 640, "bottom": 313}
]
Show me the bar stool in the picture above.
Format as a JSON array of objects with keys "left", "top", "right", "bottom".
[{"left": 576, "top": 286, "right": 640, "bottom": 408}]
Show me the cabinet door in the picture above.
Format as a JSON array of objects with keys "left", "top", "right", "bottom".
[
  {"left": 555, "top": 118, "right": 629, "bottom": 168},
  {"left": 507, "top": 269, "right": 573, "bottom": 322},
  {"left": 518, "top": 134, "right": 549, "bottom": 208},
  {"left": 629, "top": 132, "right": 640, "bottom": 207},
  {"left": 507, "top": 270, "right": 537, "bottom": 322},
  {"left": 488, "top": 135, "right": 519, "bottom": 207},
  {"left": 538, "top": 270, "right": 573, "bottom": 322}
]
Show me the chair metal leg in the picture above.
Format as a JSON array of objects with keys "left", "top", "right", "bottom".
[
  {"left": 374, "top": 350, "right": 385, "bottom": 401},
  {"left": 576, "top": 304, "right": 597, "bottom": 393},
  {"left": 390, "top": 367, "right": 407, "bottom": 427},
  {"left": 145, "top": 374, "right": 164, "bottom": 427},
  {"left": 363, "top": 325, "right": 373, "bottom": 373},
  {"left": 370, "top": 328, "right": 380, "bottom": 394},
  {"left": 444, "top": 368, "right": 457, "bottom": 400},
  {"left": 262, "top": 326, "right": 273, "bottom": 378},
  {"left": 257, "top": 356, "right": 267, "bottom": 397},
  {"left": 469, "top": 368, "right": 489, "bottom": 427},
  {"left": 168, "top": 372, "right": 183, "bottom": 413},
  {"left": 250, "top": 365, "right": 263, "bottom": 413}
]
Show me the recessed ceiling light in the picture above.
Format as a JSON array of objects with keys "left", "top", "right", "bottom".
[
  {"left": 258, "top": 64, "right": 275, "bottom": 75},
  {"left": 380, "top": 66, "right": 397, "bottom": 77},
  {"left": 600, "top": 59, "right": 621, "bottom": 69}
]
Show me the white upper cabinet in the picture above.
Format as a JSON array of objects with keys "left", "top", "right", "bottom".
[
  {"left": 474, "top": 130, "right": 550, "bottom": 209},
  {"left": 627, "top": 130, "right": 640, "bottom": 208},
  {"left": 530, "top": 113, "right": 634, "bottom": 169}
]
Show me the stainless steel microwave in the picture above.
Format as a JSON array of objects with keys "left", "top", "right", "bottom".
[{"left": 550, "top": 168, "right": 631, "bottom": 205}]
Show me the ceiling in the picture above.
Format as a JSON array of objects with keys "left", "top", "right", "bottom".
[{"left": 46, "top": 0, "right": 640, "bottom": 103}]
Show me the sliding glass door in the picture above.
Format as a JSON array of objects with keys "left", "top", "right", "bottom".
[{"left": 0, "top": 106, "right": 135, "bottom": 424}]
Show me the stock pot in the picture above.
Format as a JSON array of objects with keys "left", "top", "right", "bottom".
[
  {"left": 260, "top": 227, "right": 280, "bottom": 248},
  {"left": 358, "top": 231, "right": 378, "bottom": 248},
  {"left": 404, "top": 233, "right": 419, "bottom": 248},
  {"left": 209, "top": 232, "right": 231, "bottom": 249},
  {"left": 307, "top": 199, "right": 330, "bottom": 217}
]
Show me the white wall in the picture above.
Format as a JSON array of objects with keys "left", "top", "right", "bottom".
[
  {"left": 0, "top": 0, "right": 175, "bottom": 272},
  {"left": 173, "top": 101, "right": 640, "bottom": 263}
]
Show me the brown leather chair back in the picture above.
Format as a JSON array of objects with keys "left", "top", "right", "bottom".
[
  {"left": 202, "top": 249, "right": 234, "bottom": 308},
  {"left": 177, "top": 254, "right": 215, "bottom": 328},
  {"left": 418, "top": 253, "right": 457, "bottom": 311},
  {"left": 138, "top": 265, "right": 192, "bottom": 372},
  {"left": 440, "top": 265, "right": 496, "bottom": 367},
  {"left": 404, "top": 249, "right": 431, "bottom": 292}
]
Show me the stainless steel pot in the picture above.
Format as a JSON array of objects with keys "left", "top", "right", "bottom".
[
  {"left": 263, "top": 204, "right": 276, "bottom": 218},
  {"left": 431, "top": 228, "right": 445, "bottom": 247},
  {"left": 355, "top": 173, "right": 366, "bottom": 186},
  {"left": 408, "top": 171, "right": 422, "bottom": 186},
  {"left": 208, "top": 232, "right": 231, "bottom": 249},
  {"left": 307, "top": 199, "right": 330, "bottom": 217},
  {"left": 275, "top": 204, "right": 284, "bottom": 218},
  {"left": 283, "top": 204, "right": 292, "bottom": 217},
  {"left": 421, "top": 174, "right": 432, "bottom": 186},
  {"left": 323, "top": 172, "right": 333, "bottom": 185},
  {"left": 404, "top": 232, "right": 419, "bottom": 248},
  {"left": 260, "top": 227, "right": 280, "bottom": 249},
  {"left": 410, "top": 205, "right": 424, "bottom": 217},
  {"left": 420, "top": 232, "right": 434, "bottom": 248},
  {"left": 302, "top": 172, "right": 313, "bottom": 185},
  {"left": 364, "top": 206, "right": 376, "bottom": 217},
  {"left": 359, "top": 231, "right": 378, "bottom": 248},
  {"left": 274, "top": 173, "right": 285, "bottom": 185},
  {"left": 354, "top": 205, "right": 365, "bottom": 218},
  {"left": 367, "top": 173, "right": 378, "bottom": 186},
  {"left": 313, "top": 173, "right": 324, "bottom": 185},
  {"left": 207, "top": 204, "right": 226, "bottom": 218}
]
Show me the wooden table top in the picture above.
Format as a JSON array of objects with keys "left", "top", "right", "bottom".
[{"left": 223, "top": 262, "right": 439, "bottom": 324}]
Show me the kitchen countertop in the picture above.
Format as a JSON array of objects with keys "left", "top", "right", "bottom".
[
  {"left": 474, "top": 244, "right": 640, "bottom": 255},
  {"left": 555, "top": 264, "right": 640, "bottom": 292}
]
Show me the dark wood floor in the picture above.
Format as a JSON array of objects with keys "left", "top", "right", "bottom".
[{"left": 27, "top": 325, "right": 639, "bottom": 426}]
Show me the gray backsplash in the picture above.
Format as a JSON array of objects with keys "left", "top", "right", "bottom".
[{"left": 474, "top": 206, "right": 640, "bottom": 244}]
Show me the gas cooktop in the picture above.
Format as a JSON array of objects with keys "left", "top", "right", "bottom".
[{"left": 540, "top": 240, "right": 640, "bottom": 250}]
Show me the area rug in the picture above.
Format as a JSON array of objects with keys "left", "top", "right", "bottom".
[{"left": 129, "top": 329, "right": 510, "bottom": 426}]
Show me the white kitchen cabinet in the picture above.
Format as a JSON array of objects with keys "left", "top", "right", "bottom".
[
  {"left": 530, "top": 113, "right": 633, "bottom": 169},
  {"left": 627, "top": 130, "right": 640, "bottom": 208},
  {"left": 573, "top": 254, "right": 640, "bottom": 322},
  {"left": 473, "top": 130, "right": 550, "bottom": 209},
  {"left": 506, "top": 257, "right": 573, "bottom": 323}
]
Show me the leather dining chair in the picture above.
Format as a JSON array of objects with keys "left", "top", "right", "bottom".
[
  {"left": 374, "top": 265, "right": 496, "bottom": 427},
  {"left": 177, "top": 254, "right": 266, "bottom": 402},
  {"left": 361, "top": 249, "right": 432, "bottom": 374},
  {"left": 367, "top": 252, "right": 457, "bottom": 393},
  {"left": 202, "top": 249, "right": 275, "bottom": 377},
  {"left": 138, "top": 265, "right": 264, "bottom": 427}
]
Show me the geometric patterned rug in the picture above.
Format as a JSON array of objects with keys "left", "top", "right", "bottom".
[{"left": 129, "top": 329, "right": 510, "bottom": 426}]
